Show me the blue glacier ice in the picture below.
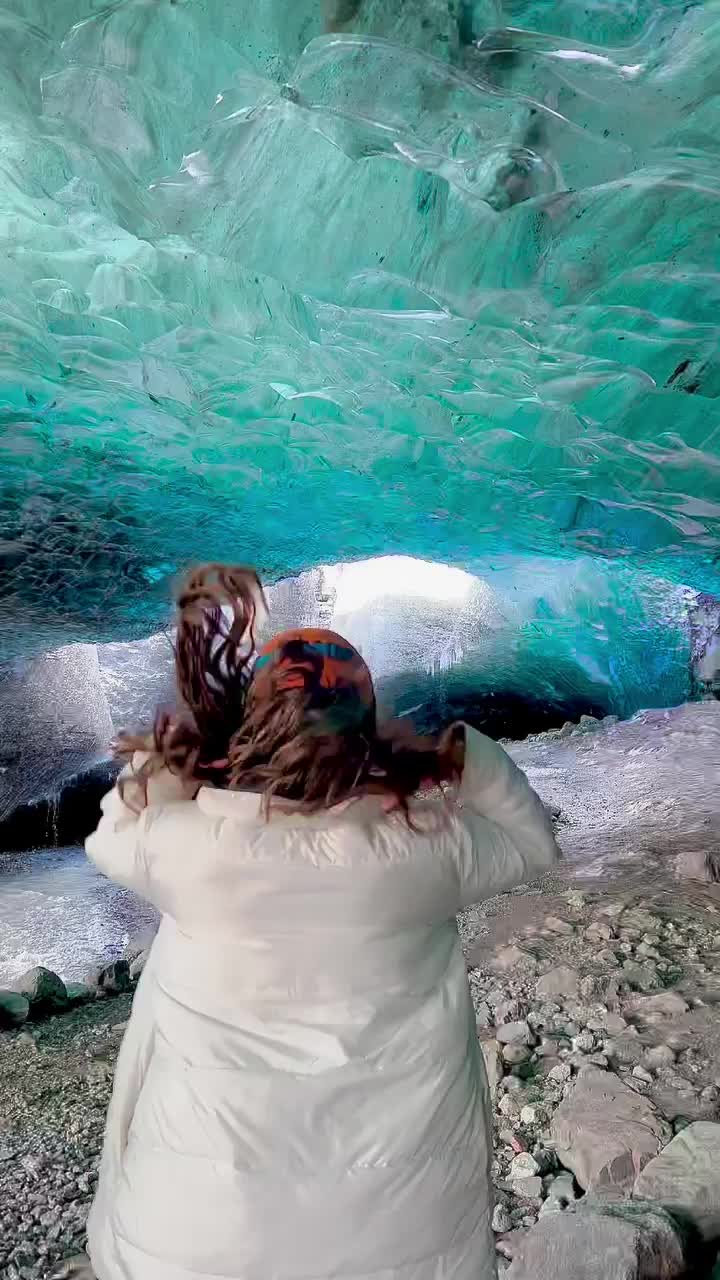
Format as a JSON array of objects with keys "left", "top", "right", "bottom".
[{"left": 0, "top": 0, "right": 718, "bottom": 714}]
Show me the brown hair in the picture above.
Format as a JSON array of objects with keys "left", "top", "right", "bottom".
[{"left": 117, "top": 563, "right": 458, "bottom": 817}]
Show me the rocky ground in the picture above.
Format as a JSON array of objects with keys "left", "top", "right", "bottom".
[
  {"left": 1, "top": 887, "right": 720, "bottom": 1279},
  {"left": 461, "top": 884, "right": 720, "bottom": 1277}
]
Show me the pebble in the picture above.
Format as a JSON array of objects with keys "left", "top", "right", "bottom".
[
  {"left": 510, "top": 1175, "right": 543, "bottom": 1199},
  {"left": 632, "top": 1065, "right": 654, "bottom": 1084},
  {"left": 520, "top": 1105, "right": 546, "bottom": 1127},
  {"left": 548, "top": 1063, "right": 572, "bottom": 1084},
  {"left": 644, "top": 1045, "right": 676, "bottom": 1071},
  {"left": 535, "top": 967, "right": 580, "bottom": 1000},
  {"left": 540, "top": 1171, "right": 579, "bottom": 1217},
  {"left": 502, "top": 1044, "right": 531, "bottom": 1066},
  {"left": 492, "top": 1204, "right": 513, "bottom": 1234},
  {"left": 509, "top": 1152, "right": 540, "bottom": 1180},
  {"left": 572, "top": 1032, "right": 595, "bottom": 1054},
  {"left": 495, "top": 1000, "right": 522, "bottom": 1026},
  {"left": 584, "top": 922, "right": 616, "bottom": 942},
  {"left": 544, "top": 917, "right": 575, "bottom": 937}
]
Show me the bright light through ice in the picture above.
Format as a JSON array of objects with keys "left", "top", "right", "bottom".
[{"left": 327, "top": 557, "right": 476, "bottom": 615}]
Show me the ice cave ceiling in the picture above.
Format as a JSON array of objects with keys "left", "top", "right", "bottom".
[{"left": 0, "top": 0, "right": 719, "bottom": 668}]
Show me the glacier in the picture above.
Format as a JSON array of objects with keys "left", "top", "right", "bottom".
[{"left": 0, "top": 1, "right": 718, "bottom": 671}]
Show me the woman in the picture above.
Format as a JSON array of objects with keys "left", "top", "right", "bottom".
[{"left": 85, "top": 563, "right": 560, "bottom": 1280}]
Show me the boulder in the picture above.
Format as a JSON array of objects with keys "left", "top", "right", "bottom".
[
  {"left": 88, "top": 960, "right": 131, "bottom": 996},
  {"left": 633, "top": 1122, "right": 720, "bottom": 1243},
  {"left": 15, "top": 966, "right": 67, "bottom": 1014},
  {"left": 65, "top": 983, "right": 93, "bottom": 1007},
  {"left": 506, "top": 1204, "right": 684, "bottom": 1279},
  {"left": 0, "top": 990, "right": 30, "bottom": 1028},
  {"left": 550, "top": 1067, "right": 669, "bottom": 1192},
  {"left": 535, "top": 967, "right": 579, "bottom": 999}
]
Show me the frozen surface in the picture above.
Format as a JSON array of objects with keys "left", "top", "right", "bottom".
[
  {"left": 0, "top": 845, "right": 156, "bottom": 984},
  {"left": 510, "top": 699, "right": 720, "bottom": 880},
  {"left": 0, "top": 1, "right": 718, "bottom": 675}
]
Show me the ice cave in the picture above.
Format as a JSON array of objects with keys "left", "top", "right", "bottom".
[{"left": 1, "top": 5, "right": 720, "bottom": 1275}]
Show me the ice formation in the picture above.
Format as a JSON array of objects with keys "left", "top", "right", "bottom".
[{"left": 0, "top": 1, "right": 718, "bottom": 695}]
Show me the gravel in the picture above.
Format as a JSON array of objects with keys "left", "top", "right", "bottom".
[{"left": 1, "top": 884, "right": 719, "bottom": 1277}]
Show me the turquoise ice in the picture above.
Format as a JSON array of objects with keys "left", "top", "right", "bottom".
[{"left": 0, "top": 2, "right": 718, "bottom": 708}]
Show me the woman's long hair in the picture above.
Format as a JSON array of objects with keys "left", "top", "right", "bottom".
[{"left": 117, "top": 563, "right": 455, "bottom": 816}]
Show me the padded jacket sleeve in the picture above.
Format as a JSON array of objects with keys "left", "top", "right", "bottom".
[
  {"left": 453, "top": 724, "right": 561, "bottom": 907},
  {"left": 85, "top": 756, "right": 198, "bottom": 898}
]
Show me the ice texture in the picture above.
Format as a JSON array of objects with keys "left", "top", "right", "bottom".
[{"left": 0, "top": 2, "right": 719, "bottom": 669}]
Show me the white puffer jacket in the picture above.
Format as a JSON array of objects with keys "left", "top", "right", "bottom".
[{"left": 85, "top": 725, "right": 559, "bottom": 1280}]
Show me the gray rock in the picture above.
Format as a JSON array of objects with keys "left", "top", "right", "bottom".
[
  {"left": 49, "top": 1254, "right": 97, "bottom": 1278},
  {"left": 544, "top": 917, "right": 575, "bottom": 936},
  {"left": 496, "top": 1021, "right": 531, "bottom": 1046},
  {"left": 480, "top": 1038, "right": 503, "bottom": 1100},
  {"left": 632, "top": 1065, "right": 654, "bottom": 1084},
  {"left": 540, "top": 1172, "right": 579, "bottom": 1217},
  {"left": 520, "top": 1104, "right": 548, "bottom": 1128},
  {"left": 15, "top": 966, "right": 67, "bottom": 1014},
  {"left": 510, "top": 1153, "right": 540, "bottom": 1179},
  {"left": 495, "top": 999, "right": 522, "bottom": 1025},
  {"left": 474, "top": 1001, "right": 491, "bottom": 1028},
  {"left": 548, "top": 1063, "right": 572, "bottom": 1085},
  {"left": 604, "top": 1032, "right": 644, "bottom": 1067},
  {"left": 503, "top": 1043, "right": 531, "bottom": 1067},
  {"left": 510, "top": 1176, "right": 543, "bottom": 1199},
  {"left": 550, "top": 1066, "right": 668, "bottom": 1192},
  {"left": 602, "top": 1012, "right": 628, "bottom": 1034},
  {"left": 506, "top": 1204, "right": 684, "bottom": 1279},
  {"left": 88, "top": 960, "right": 131, "bottom": 995},
  {"left": 626, "top": 992, "right": 689, "bottom": 1021},
  {"left": 620, "top": 961, "right": 659, "bottom": 992},
  {"left": 65, "top": 983, "right": 93, "bottom": 1006},
  {"left": 585, "top": 921, "right": 616, "bottom": 942},
  {"left": 492, "top": 1204, "right": 513, "bottom": 1234},
  {"left": 0, "top": 990, "right": 30, "bottom": 1027},
  {"left": 674, "top": 849, "right": 720, "bottom": 884},
  {"left": 535, "top": 967, "right": 580, "bottom": 1000},
  {"left": 640, "top": 1044, "right": 676, "bottom": 1075},
  {"left": 633, "top": 1122, "right": 720, "bottom": 1243}
]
